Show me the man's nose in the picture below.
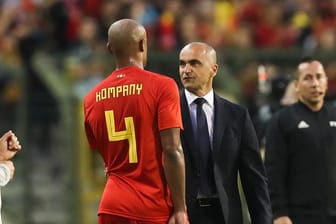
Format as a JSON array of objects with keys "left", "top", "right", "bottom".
[
  {"left": 311, "top": 77, "right": 320, "bottom": 86},
  {"left": 183, "top": 63, "right": 192, "bottom": 73}
]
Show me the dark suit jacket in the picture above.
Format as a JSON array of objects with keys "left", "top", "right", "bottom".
[{"left": 180, "top": 90, "right": 272, "bottom": 224}]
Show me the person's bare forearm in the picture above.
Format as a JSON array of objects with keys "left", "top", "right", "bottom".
[
  {"left": 160, "top": 128, "right": 187, "bottom": 214},
  {"left": 163, "top": 143, "right": 187, "bottom": 212},
  {"left": 273, "top": 216, "right": 292, "bottom": 224}
]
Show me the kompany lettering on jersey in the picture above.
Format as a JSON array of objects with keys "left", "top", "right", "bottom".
[{"left": 96, "top": 83, "right": 143, "bottom": 102}]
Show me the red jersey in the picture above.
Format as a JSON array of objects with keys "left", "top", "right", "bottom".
[{"left": 84, "top": 66, "right": 183, "bottom": 221}]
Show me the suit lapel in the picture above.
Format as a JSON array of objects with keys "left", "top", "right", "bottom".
[
  {"left": 212, "top": 94, "right": 230, "bottom": 224},
  {"left": 212, "top": 94, "right": 228, "bottom": 154},
  {"left": 180, "top": 90, "right": 200, "bottom": 168}
]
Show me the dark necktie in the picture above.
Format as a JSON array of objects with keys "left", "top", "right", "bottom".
[{"left": 194, "top": 98, "right": 216, "bottom": 196}]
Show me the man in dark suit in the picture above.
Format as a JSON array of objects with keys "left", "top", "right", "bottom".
[{"left": 179, "top": 42, "right": 272, "bottom": 224}]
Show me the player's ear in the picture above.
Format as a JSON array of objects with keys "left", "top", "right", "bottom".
[
  {"left": 106, "top": 42, "right": 113, "bottom": 54},
  {"left": 139, "top": 39, "right": 145, "bottom": 52}
]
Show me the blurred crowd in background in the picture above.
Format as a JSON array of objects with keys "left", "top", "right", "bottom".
[
  {"left": 0, "top": 0, "right": 336, "bottom": 223},
  {"left": 1, "top": 0, "right": 336, "bottom": 123},
  {"left": 1, "top": 0, "right": 336, "bottom": 114},
  {"left": 2, "top": 0, "right": 336, "bottom": 54}
]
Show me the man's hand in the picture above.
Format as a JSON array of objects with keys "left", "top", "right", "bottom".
[
  {"left": 0, "top": 130, "right": 22, "bottom": 161},
  {"left": 167, "top": 211, "right": 189, "bottom": 224},
  {"left": 274, "top": 216, "right": 292, "bottom": 224}
]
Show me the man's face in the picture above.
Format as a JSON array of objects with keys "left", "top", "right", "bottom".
[
  {"left": 179, "top": 45, "right": 216, "bottom": 96},
  {"left": 295, "top": 61, "right": 328, "bottom": 108}
]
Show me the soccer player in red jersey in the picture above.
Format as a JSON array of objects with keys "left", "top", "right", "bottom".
[{"left": 84, "top": 19, "right": 188, "bottom": 224}]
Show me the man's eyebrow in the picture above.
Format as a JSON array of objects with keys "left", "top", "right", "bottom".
[
  {"left": 179, "top": 59, "right": 201, "bottom": 64},
  {"left": 190, "top": 59, "right": 201, "bottom": 63}
]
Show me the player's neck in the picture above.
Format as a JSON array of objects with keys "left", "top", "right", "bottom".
[{"left": 115, "top": 58, "right": 143, "bottom": 70}]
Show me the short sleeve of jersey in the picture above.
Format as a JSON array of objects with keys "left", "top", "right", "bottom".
[
  {"left": 83, "top": 100, "right": 98, "bottom": 150},
  {"left": 84, "top": 120, "right": 98, "bottom": 150},
  {"left": 157, "top": 78, "right": 183, "bottom": 131}
]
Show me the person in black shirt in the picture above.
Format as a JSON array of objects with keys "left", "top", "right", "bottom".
[{"left": 265, "top": 57, "right": 336, "bottom": 224}]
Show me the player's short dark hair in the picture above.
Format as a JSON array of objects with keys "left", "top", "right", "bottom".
[{"left": 294, "top": 56, "right": 317, "bottom": 79}]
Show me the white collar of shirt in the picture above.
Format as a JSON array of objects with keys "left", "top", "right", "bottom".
[
  {"left": 184, "top": 89, "right": 214, "bottom": 145},
  {"left": 184, "top": 89, "right": 214, "bottom": 108}
]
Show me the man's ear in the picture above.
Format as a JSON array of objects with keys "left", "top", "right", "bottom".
[
  {"left": 212, "top": 64, "right": 219, "bottom": 77},
  {"left": 139, "top": 39, "right": 145, "bottom": 52},
  {"left": 106, "top": 42, "right": 113, "bottom": 54}
]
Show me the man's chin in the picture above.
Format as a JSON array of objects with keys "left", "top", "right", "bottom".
[
  {"left": 307, "top": 98, "right": 324, "bottom": 106},
  {"left": 182, "top": 82, "right": 190, "bottom": 88}
]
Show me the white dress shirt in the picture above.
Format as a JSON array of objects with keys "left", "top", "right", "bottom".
[{"left": 184, "top": 89, "right": 214, "bottom": 148}]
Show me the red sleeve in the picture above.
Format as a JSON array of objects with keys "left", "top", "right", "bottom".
[
  {"left": 157, "top": 78, "right": 183, "bottom": 131},
  {"left": 83, "top": 98, "right": 98, "bottom": 150},
  {"left": 84, "top": 120, "right": 98, "bottom": 150}
]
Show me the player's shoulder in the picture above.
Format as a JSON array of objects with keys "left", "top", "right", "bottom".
[
  {"left": 83, "top": 75, "right": 110, "bottom": 103},
  {"left": 144, "top": 69, "right": 175, "bottom": 81},
  {"left": 142, "top": 70, "right": 177, "bottom": 90}
]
